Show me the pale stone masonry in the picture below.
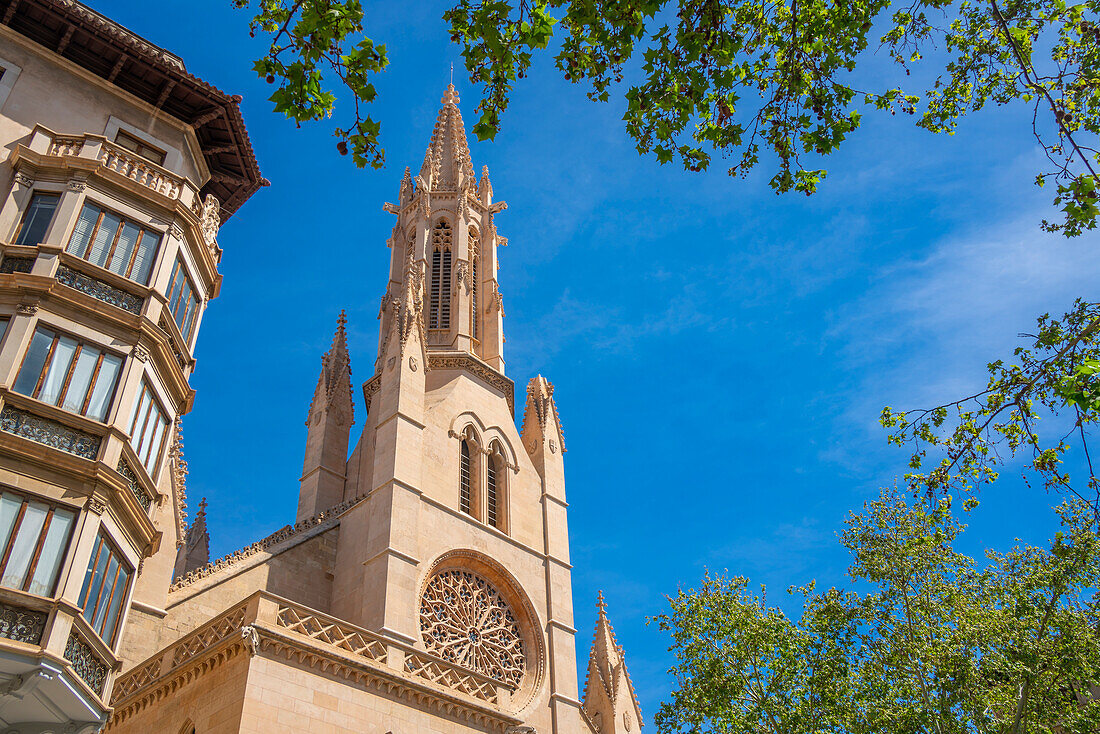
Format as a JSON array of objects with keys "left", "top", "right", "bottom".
[
  {"left": 110, "top": 84, "right": 642, "bottom": 734},
  {"left": 0, "top": 1, "right": 642, "bottom": 731}
]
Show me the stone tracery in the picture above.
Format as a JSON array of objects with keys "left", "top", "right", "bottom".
[{"left": 419, "top": 569, "right": 526, "bottom": 688}]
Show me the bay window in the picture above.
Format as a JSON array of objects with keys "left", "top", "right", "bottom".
[
  {"left": 67, "top": 202, "right": 160, "bottom": 285},
  {"left": 13, "top": 326, "right": 123, "bottom": 422},
  {"left": 166, "top": 258, "right": 198, "bottom": 343},
  {"left": 78, "top": 532, "right": 131, "bottom": 645},
  {"left": 128, "top": 378, "right": 169, "bottom": 475},
  {"left": 0, "top": 490, "right": 75, "bottom": 596}
]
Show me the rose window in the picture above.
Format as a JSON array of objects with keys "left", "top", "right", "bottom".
[{"left": 419, "top": 569, "right": 526, "bottom": 687}]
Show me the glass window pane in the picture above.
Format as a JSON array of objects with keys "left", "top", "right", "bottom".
[
  {"left": 16, "top": 193, "right": 60, "bottom": 246},
  {"left": 78, "top": 536, "right": 102, "bottom": 606},
  {"left": 1, "top": 502, "right": 47, "bottom": 589},
  {"left": 14, "top": 330, "right": 53, "bottom": 397},
  {"left": 27, "top": 508, "right": 72, "bottom": 596},
  {"left": 67, "top": 205, "right": 100, "bottom": 257},
  {"left": 86, "top": 212, "right": 120, "bottom": 269},
  {"left": 85, "top": 353, "right": 121, "bottom": 422},
  {"left": 92, "top": 555, "right": 119, "bottom": 630},
  {"left": 62, "top": 349, "right": 98, "bottom": 413},
  {"left": 129, "top": 386, "right": 149, "bottom": 437},
  {"left": 108, "top": 221, "right": 141, "bottom": 277},
  {"left": 39, "top": 336, "right": 77, "bottom": 406},
  {"left": 139, "top": 403, "right": 160, "bottom": 463},
  {"left": 101, "top": 564, "right": 129, "bottom": 643},
  {"left": 0, "top": 494, "right": 23, "bottom": 564},
  {"left": 144, "top": 413, "right": 167, "bottom": 473},
  {"left": 129, "top": 230, "right": 158, "bottom": 285},
  {"left": 81, "top": 540, "right": 110, "bottom": 620},
  {"left": 0, "top": 318, "right": 9, "bottom": 346}
]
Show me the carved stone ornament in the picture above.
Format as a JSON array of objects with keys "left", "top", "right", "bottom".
[
  {"left": 68, "top": 178, "right": 88, "bottom": 192},
  {"left": 624, "top": 712, "right": 632, "bottom": 731},
  {"left": 409, "top": 356, "right": 418, "bottom": 372},
  {"left": 419, "top": 569, "right": 526, "bottom": 688},
  {"left": 199, "top": 194, "right": 220, "bottom": 246},
  {"left": 549, "top": 439, "right": 557, "bottom": 455},
  {"left": 131, "top": 344, "right": 149, "bottom": 362},
  {"left": 454, "top": 259, "right": 472, "bottom": 296},
  {"left": 387, "top": 356, "right": 396, "bottom": 371},
  {"left": 14, "top": 172, "right": 34, "bottom": 187},
  {"left": 169, "top": 222, "right": 185, "bottom": 240},
  {"left": 87, "top": 497, "right": 107, "bottom": 515},
  {"left": 241, "top": 625, "right": 260, "bottom": 656},
  {"left": 16, "top": 303, "right": 38, "bottom": 316}
]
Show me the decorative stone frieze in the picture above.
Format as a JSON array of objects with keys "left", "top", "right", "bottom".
[
  {"left": 428, "top": 353, "right": 515, "bottom": 414},
  {"left": 16, "top": 302, "right": 38, "bottom": 315},
  {"left": 14, "top": 171, "right": 34, "bottom": 187}
]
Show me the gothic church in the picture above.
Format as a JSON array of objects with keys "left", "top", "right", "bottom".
[{"left": 0, "top": 2, "right": 642, "bottom": 732}]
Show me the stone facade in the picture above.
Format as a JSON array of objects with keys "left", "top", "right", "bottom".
[
  {"left": 0, "top": 0, "right": 262, "bottom": 730},
  {"left": 0, "top": 3, "right": 641, "bottom": 732}
]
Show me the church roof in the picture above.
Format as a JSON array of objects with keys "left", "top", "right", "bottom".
[{"left": 419, "top": 84, "right": 476, "bottom": 192}]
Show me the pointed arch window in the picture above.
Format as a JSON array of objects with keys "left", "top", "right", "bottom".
[
  {"left": 429, "top": 221, "right": 452, "bottom": 329},
  {"left": 460, "top": 438, "right": 474, "bottom": 516},
  {"left": 486, "top": 445, "right": 504, "bottom": 530},
  {"left": 470, "top": 228, "right": 479, "bottom": 341}
]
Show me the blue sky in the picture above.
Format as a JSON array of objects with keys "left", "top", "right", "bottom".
[{"left": 95, "top": 1, "right": 1100, "bottom": 724}]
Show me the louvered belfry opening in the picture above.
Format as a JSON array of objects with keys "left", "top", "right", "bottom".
[
  {"left": 460, "top": 439, "right": 473, "bottom": 516},
  {"left": 470, "top": 229, "right": 480, "bottom": 342},
  {"left": 486, "top": 451, "right": 499, "bottom": 529},
  {"left": 429, "top": 221, "right": 452, "bottom": 329}
]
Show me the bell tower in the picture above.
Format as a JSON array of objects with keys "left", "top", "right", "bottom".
[{"left": 329, "top": 85, "right": 590, "bottom": 732}]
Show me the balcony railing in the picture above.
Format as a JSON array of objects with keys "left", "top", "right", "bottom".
[
  {"left": 0, "top": 599, "right": 47, "bottom": 644},
  {"left": 55, "top": 263, "right": 144, "bottom": 315},
  {"left": 0, "top": 403, "right": 101, "bottom": 460},
  {"left": 0, "top": 587, "right": 121, "bottom": 706},
  {"left": 65, "top": 627, "right": 109, "bottom": 695}
]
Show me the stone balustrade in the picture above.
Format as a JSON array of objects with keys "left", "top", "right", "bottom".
[{"left": 111, "top": 592, "right": 514, "bottom": 710}]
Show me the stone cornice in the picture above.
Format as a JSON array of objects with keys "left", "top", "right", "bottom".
[{"left": 428, "top": 352, "right": 515, "bottom": 415}]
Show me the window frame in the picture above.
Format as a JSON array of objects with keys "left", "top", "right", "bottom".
[
  {"left": 166, "top": 256, "right": 200, "bottom": 344},
  {"left": 13, "top": 324, "right": 124, "bottom": 422},
  {"left": 429, "top": 220, "right": 453, "bottom": 330},
  {"left": 66, "top": 200, "right": 163, "bottom": 285},
  {"left": 0, "top": 489, "right": 77, "bottom": 597},
  {"left": 128, "top": 377, "right": 171, "bottom": 478},
  {"left": 486, "top": 444, "right": 506, "bottom": 532},
  {"left": 77, "top": 531, "right": 133, "bottom": 646},
  {"left": 14, "top": 191, "right": 61, "bottom": 247},
  {"left": 113, "top": 129, "right": 167, "bottom": 167}
]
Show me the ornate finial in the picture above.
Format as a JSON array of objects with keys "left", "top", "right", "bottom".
[
  {"left": 442, "top": 83, "right": 459, "bottom": 105},
  {"left": 597, "top": 590, "right": 607, "bottom": 615},
  {"left": 337, "top": 309, "right": 347, "bottom": 332},
  {"left": 197, "top": 497, "right": 208, "bottom": 517}
]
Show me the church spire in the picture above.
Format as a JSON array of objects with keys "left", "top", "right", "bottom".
[
  {"left": 173, "top": 497, "right": 209, "bottom": 580},
  {"left": 582, "top": 592, "right": 643, "bottom": 732},
  {"left": 297, "top": 311, "right": 354, "bottom": 521},
  {"left": 419, "top": 84, "right": 475, "bottom": 192},
  {"left": 377, "top": 84, "right": 508, "bottom": 377}
]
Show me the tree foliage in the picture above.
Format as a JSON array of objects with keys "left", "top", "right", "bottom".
[
  {"left": 653, "top": 492, "right": 1100, "bottom": 733},
  {"left": 882, "top": 300, "right": 1100, "bottom": 517},
  {"left": 238, "top": 0, "right": 1100, "bottom": 235}
]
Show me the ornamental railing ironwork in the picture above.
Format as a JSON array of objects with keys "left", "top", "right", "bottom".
[
  {"left": 0, "top": 601, "right": 47, "bottom": 644},
  {"left": 65, "top": 630, "right": 108, "bottom": 695},
  {"left": 0, "top": 405, "right": 101, "bottom": 460},
  {"left": 0, "top": 256, "right": 35, "bottom": 274},
  {"left": 56, "top": 265, "right": 143, "bottom": 315},
  {"left": 117, "top": 459, "right": 152, "bottom": 512}
]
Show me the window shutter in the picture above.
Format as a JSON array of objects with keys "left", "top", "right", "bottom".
[
  {"left": 67, "top": 205, "right": 99, "bottom": 257},
  {"left": 128, "top": 229, "right": 159, "bottom": 284},
  {"left": 460, "top": 440, "right": 473, "bottom": 516},
  {"left": 109, "top": 221, "right": 141, "bottom": 277},
  {"left": 87, "top": 212, "right": 121, "bottom": 268}
]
